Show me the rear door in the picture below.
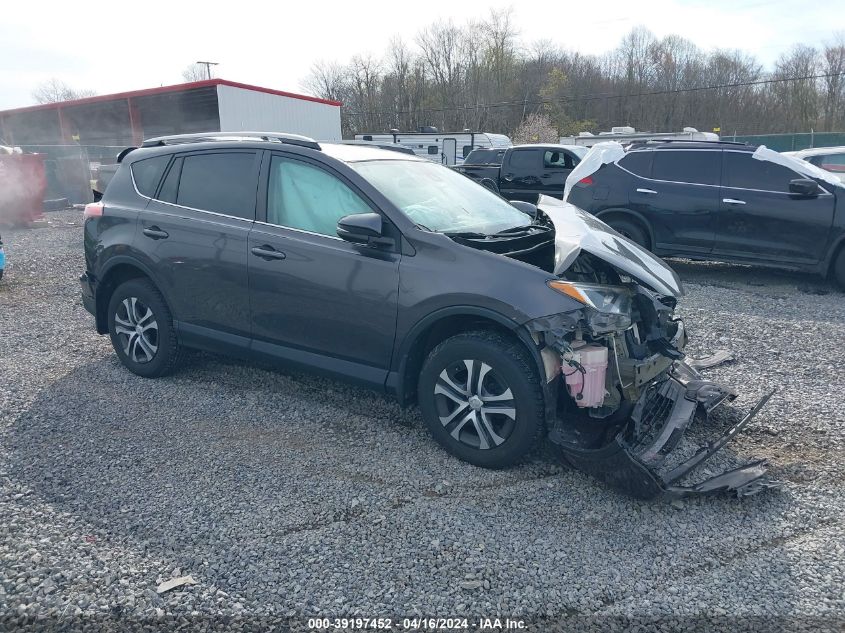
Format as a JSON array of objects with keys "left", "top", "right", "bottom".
[
  {"left": 247, "top": 152, "right": 400, "bottom": 387},
  {"left": 627, "top": 149, "right": 721, "bottom": 255},
  {"left": 500, "top": 148, "right": 542, "bottom": 201},
  {"left": 714, "top": 150, "right": 835, "bottom": 263},
  {"left": 140, "top": 150, "right": 258, "bottom": 344}
]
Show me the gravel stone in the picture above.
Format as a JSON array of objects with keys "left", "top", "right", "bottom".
[{"left": 1, "top": 212, "right": 844, "bottom": 631}]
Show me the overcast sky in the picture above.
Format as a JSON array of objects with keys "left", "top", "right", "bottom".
[{"left": 2, "top": 0, "right": 844, "bottom": 110}]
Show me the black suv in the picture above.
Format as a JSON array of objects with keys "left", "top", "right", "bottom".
[
  {"left": 81, "top": 132, "right": 775, "bottom": 498},
  {"left": 567, "top": 141, "right": 845, "bottom": 287}
]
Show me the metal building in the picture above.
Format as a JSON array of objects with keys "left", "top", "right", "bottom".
[{"left": 0, "top": 79, "right": 343, "bottom": 147}]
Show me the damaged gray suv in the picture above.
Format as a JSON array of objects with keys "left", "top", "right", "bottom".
[{"left": 81, "top": 132, "right": 776, "bottom": 500}]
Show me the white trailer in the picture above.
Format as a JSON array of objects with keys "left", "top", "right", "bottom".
[
  {"left": 560, "top": 127, "right": 719, "bottom": 147},
  {"left": 353, "top": 130, "right": 512, "bottom": 165}
]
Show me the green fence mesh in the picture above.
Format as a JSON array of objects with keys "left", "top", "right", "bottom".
[{"left": 727, "top": 132, "right": 845, "bottom": 152}]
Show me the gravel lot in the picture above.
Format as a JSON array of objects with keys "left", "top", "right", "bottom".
[{"left": 1, "top": 210, "right": 844, "bottom": 631}]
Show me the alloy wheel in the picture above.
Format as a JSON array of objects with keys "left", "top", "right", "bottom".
[
  {"left": 113, "top": 297, "right": 158, "bottom": 364},
  {"left": 433, "top": 359, "right": 517, "bottom": 450}
]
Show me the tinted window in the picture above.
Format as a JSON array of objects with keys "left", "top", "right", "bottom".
[
  {"left": 462, "top": 145, "right": 473, "bottom": 158},
  {"left": 723, "top": 152, "right": 801, "bottom": 192},
  {"left": 465, "top": 149, "right": 503, "bottom": 165},
  {"left": 427, "top": 145, "right": 439, "bottom": 155},
  {"left": 508, "top": 150, "right": 537, "bottom": 169},
  {"left": 619, "top": 151, "right": 652, "bottom": 177},
  {"left": 267, "top": 157, "right": 371, "bottom": 236},
  {"left": 652, "top": 150, "right": 720, "bottom": 186},
  {"left": 176, "top": 153, "right": 256, "bottom": 218},
  {"left": 131, "top": 155, "right": 170, "bottom": 197}
]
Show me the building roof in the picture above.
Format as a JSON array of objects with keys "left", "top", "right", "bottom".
[{"left": 0, "top": 79, "right": 342, "bottom": 115}]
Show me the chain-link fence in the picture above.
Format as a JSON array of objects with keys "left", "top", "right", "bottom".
[{"left": 726, "top": 131, "right": 845, "bottom": 152}]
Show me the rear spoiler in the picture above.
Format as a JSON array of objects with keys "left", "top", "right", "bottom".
[{"left": 116, "top": 147, "right": 137, "bottom": 163}]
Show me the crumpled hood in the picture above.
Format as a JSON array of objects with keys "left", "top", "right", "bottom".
[{"left": 538, "top": 196, "right": 684, "bottom": 298}]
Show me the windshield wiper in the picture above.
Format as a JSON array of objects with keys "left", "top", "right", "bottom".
[{"left": 442, "top": 230, "right": 489, "bottom": 238}]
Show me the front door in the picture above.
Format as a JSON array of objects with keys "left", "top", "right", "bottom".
[
  {"left": 248, "top": 152, "right": 401, "bottom": 388},
  {"left": 714, "top": 151, "right": 835, "bottom": 263},
  {"left": 539, "top": 149, "right": 577, "bottom": 198}
]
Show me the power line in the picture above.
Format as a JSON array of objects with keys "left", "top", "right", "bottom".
[{"left": 341, "top": 71, "right": 845, "bottom": 118}]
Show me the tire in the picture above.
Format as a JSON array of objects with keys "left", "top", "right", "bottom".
[
  {"left": 417, "top": 330, "right": 545, "bottom": 468},
  {"left": 106, "top": 279, "right": 182, "bottom": 378},
  {"left": 833, "top": 247, "right": 845, "bottom": 290},
  {"left": 606, "top": 218, "right": 650, "bottom": 250}
]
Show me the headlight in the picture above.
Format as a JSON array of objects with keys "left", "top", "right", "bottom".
[{"left": 548, "top": 280, "right": 633, "bottom": 332}]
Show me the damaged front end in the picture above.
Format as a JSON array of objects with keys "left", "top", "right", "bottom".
[
  {"left": 452, "top": 197, "right": 779, "bottom": 500},
  {"left": 521, "top": 204, "right": 778, "bottom": 499}
]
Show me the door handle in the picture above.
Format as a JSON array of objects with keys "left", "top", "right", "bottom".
[
  {"left": 723, "top": 198, "right": 746, "bottom": 205},
  {"left": 502, "top": 174, "right": 515, "bottom": 182},
  {"left": 636, "top": 188, "right": 657, "bottom": 194},
  {"left": 142, "top": 226, "right": 169, "bottom": 239},
  {"left": 251, "top": 245, "right": 286, "bottom": 261}
]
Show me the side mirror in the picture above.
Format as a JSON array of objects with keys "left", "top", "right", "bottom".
[
  {"left": 337, "top": 212, "right": 393, "bottom": 247},
  {"left": 789, "top": 178, "right": 819, "bottom": 196},
  {"left": 510, "top": 200, "right": 538, "bottom": 219}
]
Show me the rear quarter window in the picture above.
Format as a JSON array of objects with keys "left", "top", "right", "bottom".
[{"left": 131, "top": 155, "right": 170, "bottom": 197}]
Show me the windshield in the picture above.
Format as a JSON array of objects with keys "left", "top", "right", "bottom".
[{"left": 350, "top": 160, "right": 532, "bottom": 234}]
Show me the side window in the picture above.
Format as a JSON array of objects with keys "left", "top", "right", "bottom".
[
  {"left": 266, "top": 157, "right": 371, "bottom": 237},
  {"left": 543, "top": 150, "right": 567, "bottom": 168},
  {"left": 619, "top": 151, "right": 652, "bottom": 177},
  {"left": 462, "top": 145, "right": 473, "bottom": 159},
  {"left": 508, "top": 150, "right": 537, "bottom": 170},
  {"left": 131, "top": 155, "right": 170, "bottom": 197},
  {"left": 723, "top": 152, "right": 801, "bottom": 192},
  {"left": 174, "top": 152, "right": 257, "bottom": 218},
  {"left": 427, "top": 145, "right": 439, "bottom": 155},
  {"left": 652, "top": 150, "right": 720, "bottom": 186}
]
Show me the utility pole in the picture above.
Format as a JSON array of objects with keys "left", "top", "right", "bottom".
[{"left": 196, "top": 61, "right": 219, "bottom": 80}]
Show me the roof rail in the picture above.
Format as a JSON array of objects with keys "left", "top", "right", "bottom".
[
  {"left": 627, "top": 139, "right": 750, "bottom": 149},
  {"left": 141, "top": 131, "right": 321, "bottom": 150}
]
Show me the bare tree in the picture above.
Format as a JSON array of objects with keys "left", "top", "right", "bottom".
[
  {"left": 32, "top": 78, "right": 96, "bottom": 104},
  {"left": 182, "top": 63, "right": 210, "bottom": 82}
]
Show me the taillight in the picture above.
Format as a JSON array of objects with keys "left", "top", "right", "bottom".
[
  {"left": 578, "top": 175, "right": 594, "bottom": 186},
  {"left": 83, "top": 202, "right": 104, "bottom": 220}
]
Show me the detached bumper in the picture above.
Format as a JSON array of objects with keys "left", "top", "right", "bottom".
[{"left": 549, "top": 362, "right": 779, "bottom": 500}]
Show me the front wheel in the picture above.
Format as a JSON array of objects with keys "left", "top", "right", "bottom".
[
  {"left": 107, "top": 279, "right": 182, "bottom": 378},
  {"left": 417, "top": 331, "right": 545, "bottom": 468}
]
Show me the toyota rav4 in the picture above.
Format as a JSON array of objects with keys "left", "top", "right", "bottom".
[{"left": 81, "top": 132, "right": 777, "bottom": 499}]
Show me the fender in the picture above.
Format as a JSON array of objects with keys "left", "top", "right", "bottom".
[
  {"left": 595, "top": 207, "right": 656, "bottom": 247},
  {"left": 95, "top": 255, "right": 177, "bottom": 330},
  {"left": 389, "top": 305, "right": 545, "bottom": 410}
]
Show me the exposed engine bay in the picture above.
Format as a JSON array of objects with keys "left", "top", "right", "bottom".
[{"left": 449, "top": 196, "right": 778, "bottom": 499}]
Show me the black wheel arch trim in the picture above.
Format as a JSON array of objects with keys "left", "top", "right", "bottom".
[
  {"left": 823, "top": 232, "right": 845, "bottom": 273},
  {"left": 594, "top": 208, "right": 656, "bottom": 248},
  {"left": 389, "top": 305, "right": 548, "bottom": 417},
  {"left": 94, "top": 256, "right": 174, "bottom": 334}
]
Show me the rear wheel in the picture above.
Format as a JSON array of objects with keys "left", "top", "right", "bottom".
[
  {"left": 417, "top": 331, "right": 545, "bottom": 468},
  {"left": 605, "top": 217, "right": 650, "bottom": 251},
  {"left": 107, "top": 279, "right": 182, "bottom": 378}
]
